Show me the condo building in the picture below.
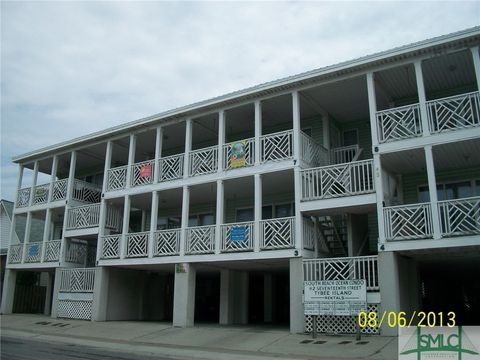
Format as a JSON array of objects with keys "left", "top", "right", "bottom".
[{"left": 2, "top": 27, "right": 480, "bottom": 337}]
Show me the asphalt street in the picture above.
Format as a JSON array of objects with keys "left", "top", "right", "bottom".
[{"left": 0, "top": 336, "right": 176, "bottom": 360}]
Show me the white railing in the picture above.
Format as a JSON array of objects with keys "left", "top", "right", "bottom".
[
  {"left": 301, "top": 159, "right": 374, "bottom": 201},
  {"left": 154, "top": 229, "right": 181, "bottom": 256},
  {"left": 65, "top": 239, "right": 88, "bottom": 264},
  {"left": 302, "top": 218, "right": 315, "bottom": 251},
  {"left": 384, "top": 203, "right": 433, "bottom": 241},
  {"left": 261, "top": 129, "right": 294, "bottom": 163},
  {"left": 32, "top": 184, "right": 50, "bottom": 205},
  {"left": 52, "top": 179, "right": 68, "bottom": 201},
  {"left": 221, "top": 221, "right": 254, "bottom": 252},
  {"left": 376, "top": 103, "right": 422, "bottom": 143},
  {"left": 105, "top": 206, "right": 123, "bottom": 231},
  {"left": 300, "top": 132, "right": 329, "bottom": 167},
  {"left": 16, "top": 188, "right": 31, "bottom": 207},
  {"left": 67, "top": 203, "right": 100, "bottom": 230},
  {"left": 223, "top": 138, "right": 255, "bottom": 170},
  {"left": 189, "top": 145, "right": 218, "bottom": 176},
  {"left": 44, "top": 240, "right": 61, "bottom": 262},
  {"left": 8, "top": 244, "right": 23, "bottom": 264},
  {"left": 131, "top": 159, "right": 155, "bottom": 187},
  {"left": 126, "top": 232, "right": 149, "bottom": 258},
  {"left": 303, "top": 255, "right": 379, "bottom": 291},
  {"left": 330, "top": 145, "right": 360, "bottom": 164},
  {"left": 428, "top": 91, "right": 480, "bottom": 134},
  {"left": 438, "top": 196, "right": 480, "bottom": 237},
  {"left": 185, "top": 225, "right": 215, "bottom": 254},
  {"left": 24, "top": 242, "right": 43, "bottom": 262},
  {"left": 101, "top": 234, "right": 121, "bottom": 259},
  {"left": 260, "top": 217, "right": 295, "bottom": 250},
  {"left": 159, "top": 153, "right": 184, "bottom": 182},
  {"left": 107, "top": 165, "right": 128, "bottom": 191},
  {"left": 72, "top": 180, "right": 102, "bottom": 203},
  {"left": 59, "top": 268, "right": 96, "bottom": 292}
]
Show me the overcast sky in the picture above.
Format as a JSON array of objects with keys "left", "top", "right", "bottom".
[{"left": 1, "top": 1, "right": 479, "bottom": 201}]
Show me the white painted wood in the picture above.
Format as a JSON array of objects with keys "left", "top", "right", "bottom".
[
  {"left": 374, "top": 154, "right": 386, "bottom": 244},
  {"left": 322, "top": 115, "right": 331, "bottom": 150},
  {"left": 29, "top": 161, "right": 39, "bottom": 206},
  {"left": 149, "top": 191, "right": 159, "bottom": 258},
  {"left": 254, "top": 100, "right": 262, "bottom": 166},
  {"left": 22, "top": 212, "right": 32, "bottom": 262},
  {"left": 215, "top": 180, "right": 224, "bottom": 254},
  {"left": 154, "top": 127, "right": 163, "bottom": 183},
  {"left": 120, "top": 195, "right": 131, "bottom": 259},
  {"left": 424, "top": 145, "right": 441, "bottom": 239},
  {"left": 47, "top": 155, "right": 58, "bottom": 202},
  {"left": 126, "top": 134, "right": 136, "bottom": 188},
  {"left": 254, "top": 173, "right": 262, "bottom": 252},
  {"left": 218, "top": 111, "right": 225, "bottom": 173},
  {"left": 366, "top": 72, "right": 379, "bottom": 147},
  {"left": 184, "top": 119, "right": 192, "bottom": 179},
  {"left": 180, "top": 185, "right": 190, "bottom": 256},
  {"left": 41, "top": 208, "right": 52, "bottom": 261},
  {"left": 292, "top": 91, "right": 301, "bottom": 161},
  {"left": 471, "top": 46, "right": 480, "bottom": 91},
  {"left": 293, "top": 167, "right": 302, "bottom": 251},
  {"left": 414, "top": 60, "right": 430, "bottom": 137},
  {"left": 97, "top": 140, "right": 113, "bottom": 263}
]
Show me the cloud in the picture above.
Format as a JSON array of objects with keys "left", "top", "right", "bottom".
[{"left": 1, "top": 1, "right": 479, "bottom": 200}]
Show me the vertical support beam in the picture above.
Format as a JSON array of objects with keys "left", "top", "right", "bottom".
[
  {"left": 424, "top": 145, "right": 441, "bottom": 239},
  {"left": 92, "top": 267, "right": 110, "bottom": 321},
  {"left": 378, "top": 251, "right": 400, "bottom": 336},
  {"left": 292, "top": 91, "right": 301, "bottom": 161},
  {"left": 154, "top": 127, "right": 163, "bottom": 183},
  {"left": 102, "top": 141, "right": 113, "bottom": 193},
  {"left": 366, "top": 72, "right": 380, "bottom": 147},
  {"left": 470, "top": 46, "right": 480, "bottom": 91},
  {"left": 97, "top": 140, "right": 113, "bottom": 263},
  {"left": 254, "top": 100, "right": 262, "bottom": 165},
  {"left": 0, "top": 269, "right": 17, "bottom": 314},
  {"left": 180, "top": 185, "right": 190, "bottom": 256},
  {"left": 235, "top": 271, "right": 249, "bottom": 325},
  {"left": 8, "top": 164, "right": 24, "bottom": 252},
  {"left": 126, "top": 134, "right": 136, "bottom": 188},
  {"left": 47, "top": 155, "right": 58, "bottom": 202},
  {"left": 322, "top": 115, "right": 331, "bottom": 150},
  {"left": 218, "top": 110, "right": 225, "bottom": 172},
  {"left": 215, "top": 180, "right": 224, "bottom": 254},
  {"left": 41, "top": 208, "right": 52, "bottom": 261},
  {"left": 43, "top": 272, "right": 53, "bottom": 315},
  {"left": 173, "top": 263, "right": 196, "bottom": 327},
  {"left": 22, "top": 212, "right": 32, "bottom": 262},
  {"left": 254, "top": 174, "right": 262, "bottom": 252},
  {"left": 149, "top": 191, "right": 159, "bottom": 258},
  {"left": 414, "top": 60, "right": 430, "bottom": 137},
  {"left": 29, "top": 161, "right": 39, "bottom": 206},
  {"left": 263, "top": 273, "right": 273, "bottom": 323},
  {"left": 289, "top": 257, "right": 304, "bottom": 333},
  {"left": 293, "top": 167, "right": 302, "bottom": 251},
  {"left": 219, "top": 269, "right": 234, "bottom": 325},
  {"left": 51, "top": 267, "right": 62, "bottom": 318},
  {"left": 374, "top": 154, "right": 386, "bottom": 245},
  {"left": 60, "top": 151, "right": 76, "bottom": 266},
  {"left": 184, "top": 119, "right": 192, "bottom": 178},
  {"left": 121, "top": 195, "right": 131, "bottom": 259}
]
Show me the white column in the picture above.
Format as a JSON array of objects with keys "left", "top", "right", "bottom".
[
  {"left": 102, "top": 141, "right": 113, "bottom": 193},
  {"left": 378, "top": 251, "right": 400, "bottom": 336},
  {"left": 22, "top": 212, "right": 32, "bottom": 262},
  {"left": 254, "top": 100, "right": 262, "bottom": 165},
  {"left": 322, "top": 115, "right": 331, "bottom": 150},
  {"left": 154, "top": 127, "right": 163, "bottom": 183},
  {"left": 97, "top": 140, "right": 113, "bottom": 263},
  {"left": 47, "top": 155, "right": 58, "bottom": 202},
  {"left": 424, "top": 145, "right": 441, "bottom": 239},
  {"left": 414, "top": 60, "right": 430, "bottom": 137},
  {"left": 92, "top": 267, "right": 110, "bottom": 321},
  {"left": 149, "top": 191, "right": 159, "bottom": 258},
  {"left": 289, "top": 257, "right": 304, "bottom": 333},
  {"left": 254, "top": 174, "right": 262, "bottom": 252},
  {"left": 180, "top": 185, "right": 190, "bottom": 256},
  {"left": 43, "top": 272, "right": 53, "bottom": 315},
  {"left": 215, "top": 180, "right": 224, "bottom": 254},
  {"left": 218, "top": 110, "right": 225, "bottom": 172},
  {"left": 50, "top": 267, "right": 62, "bottom": 318},
  {"left": 470, "top": 46, "right": 480, "bottom": 91},
  {"left": 293, "top": 167, "right": 302, "bottom": 251},
  {"left": 236, "top": 271, "right": 249, "bottom": 325},
  {"left": 292, "top": 91, "right": 301, "bottom": 162},
  {"left": 29, "top": 161, "right": 39, "bottom": 206},
  {"left": 8, "top": 165, "right": 24, "bottom": 251},
  {"left": 184, "top": 119, "right": 192, "bottom": 179},
  {"left": 366, "top": 72, "right": 380, "bottom": 147},
  {"left": 374, "top": 154, "right": 386, "bottom": 244},
  {"left": 219, "top": 269, "right": 234, "bottom": 325},
  {"left": 126, "top": 134, "right": 136, "bottom": 188},
  {"left": 41, "top": 208, "right": 52, "bottom": 261},
  {"left": 59, "top": 151, "right": 76, "bottom": 266},
  {"left": 121, "top": 195, "right": 131, "bottom": 259},
  {"left": 173, "top": 263, "right": 196, "bottom": 327},
  {"left": 0, "top": 269, "right": 17, "bottom": 314},
  {"left": 263, "top": 273, "right": 273, "bottom": 323}
]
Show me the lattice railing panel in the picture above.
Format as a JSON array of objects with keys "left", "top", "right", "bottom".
[
  {"left": 302, "top": 218, "right": 315, "bottom": 251},
  {"left": 221, "top": 221, "right": 254, "bottom": 252},
  {"left": 57, "top": 300, "right": 92, "bottom": 320},
  {"left": 438, "top": 196, "right": 480, "bottom": 237},
  {"left": 101, "top": 235, "right": 120, "bottom": 259},
  {"left": 8, "top": 244, "right": 23, "bottom": 264},
  {"left": 300, "top": 132, "right": 329, "bottom": 168},
  {"left": 159, "top": 154, "right": 184, "bottom": 181},
  {"left": 186, "top": 225, "right": 215, "bottom": 254},
  {"left": 376, "top": 103, "right": 422, "bottom": 143},
  {"left": 33, "top": 184, "right": 50, "bottom": 205},
  {"left": 44, "top": 240, "right": 61, "bottom": 262},
  {"left": 107, "top": 165, "right": 127, "bottom": 191},
  {"left": 189, "top": 146, "right": 218, "bottom": 176},
  {"left": 60, "top": 268, "right": 95, "bottom": 292},
  {"left": 260, "top": 217, "right": 295, "bottom": 250},
  {"left": 24, "top": 242, "right": 43, "bottom": 262},
  {"left": 72, "top": 180, "right": 102, "bottom": 203},
  {"left": 65, "top": 239, "right": 88, "bottom": 264},
  {"left": 384, "top": 203, "right": 433, "bottom": 241},
  {"left": 16, "top": 188, "right": 31, "bottom": 208},
  {"left": 428, "top": 92, "right": 480, "bottom": 134},
  {"left": 154, "top": 229, "right": 181, "bottom": 256},
  {"left": 126, "top": 232, "right": 149, "bottom": 258},
  {"left": 66, "top": 203, "right": 100, "bottom": 230},
  {"left": 52, "top": 179, "right": 68, "bottom": 201},
  {"left": 223, "top": 138, "right": 255, "bottom": 170},
  {"left": 330, "top": 145, "right": 360, "bottom": 165},
  {"left": 261, "top": 130, "right": 294, "bottom": 163},
  {"left": 131, "top": 159, "right": 155, "bottom": 187},
  {"left": 105, "top": 206, "right": 123, "bottom": 232}
]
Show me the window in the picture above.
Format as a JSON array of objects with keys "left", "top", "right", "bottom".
[
  {"left": 418, "top": 181, "right": 475, "bottom": 202},
  {"left": 275, "top": 203, "right": 294, "bottom": 218},
  {"left": 188, "top": 213, "right": 214, "bottom": 227},
  {"left": 236, "top": 208, "right": 253, "bottom": 222},
  {"left": 343, "top": 129, "right": 358, "bottom": 146}
]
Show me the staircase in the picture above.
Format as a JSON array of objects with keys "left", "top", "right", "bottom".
[{"left": 317, "top": 215, "right": 348, "bottom": 257}]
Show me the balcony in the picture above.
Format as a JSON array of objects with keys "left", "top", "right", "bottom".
[
  {"left": 384, "top": 196, "right": 480, "bottom": 241},
  {"left": 376, "top": 91, "right": 480, "bottom": 143},
  {"left": 16, "top": 179, "right": 101, "bottom": 208},
  {"left": 220, "top": 221, "right": 254, "bottom": 252},
  {"left": 66, "top": 203, "right": 122, "bottom": 232},
  {"left": 8, "top": 239, "right": 61, "bottom": 265},
  {"left": 301, "top": 159, "right": 375, "bottom": 201}
]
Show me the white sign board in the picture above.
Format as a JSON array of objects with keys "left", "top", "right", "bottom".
[{"left": 304, "top": 280, "right": 367, "bottom": 316}]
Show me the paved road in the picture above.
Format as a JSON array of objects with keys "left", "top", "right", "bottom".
[{"left": 1, "top": 336, "right": 175, "bottom": 360}]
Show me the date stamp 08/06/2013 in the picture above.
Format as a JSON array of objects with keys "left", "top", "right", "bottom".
[{"left": 357, "top": 311, "right": 457, "bottom": 329}]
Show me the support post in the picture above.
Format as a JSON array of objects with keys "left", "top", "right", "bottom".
[
  {"left": 289, "top": 257, "right": 304, "bottom": 333},
  {"left": 292, "top": 91, "right": 301, "bottom": 161},
  {"left": 219, "top": 269, "right": 234, "bottom": 325},
  {"left": 22, "top": 212, "right": 32, "bottom": 262},
  {"left": 173, "top": 263, "right": 196, "bottom": 327},
  {"left": 184, "top": 119, "right": 192, "bottom": 179},
  {"left": 254, "top": 100, "right": 262, "bottom": 165},
  {"left": 374, "top": 154, "right": 386, "bottom": 245},
  {"left": 322, "top": 115, "right": 331, "bottom": 150},
  {"left": 414, "top": 60, "right": 430, "bottom": 137},
  {"left": 366, "top": 72, "right": 380, "bottom": 147},
  {"left": 59, "top": 151, "right": 76, "bottom": 266},
  {"left": 121, "top": 195, "right": 131, "bottom": 259},
  {"left": 424, "top": 145, "right": 441, "bottom": 239},
  {"left": 42, "top": 208, "right": 52, "bottom": 261},
  {"left": 264, "top": 273, "right": 273, "bottom": 323},
  {"left": 47, "top": 155, "right": 58, "bottom": 202},
  {"left": 44, "top": 272, "right": 53, "bottom": 315},
  {"left": 149, "top": 191, "right": 159, "bottom": 258},
  {"left": 97, "top": 140, "right": 113, "bottom": 262},
  {"left": 470, "top": 46, "right": 480, "bottom": 92},
  {"left": 154, "top": 127, "right": 163, "bottom": 183},
  {"left": 218, "top": 110, "right": 225, "bottom": 172},
  {"left": 29, "top": 161, "right": 39, "bottom": 206},
  {"left": 51, "top": 267, "right": 62, "bottom": 318},
  {"left": 0, "top": 270, "right": 17, "bottom": 314},
  {"left": 254, "top": 174, "right": 262, "bottom": 252},
  {"left": 378, "top": 251, "right": 400, "bottom": 336},
  {"left": 293, "top": 167, "right": 302, "bottom": 251},
  {"left": 180, "top": 186, "right": 190, "bottom": 256},
  {"left": 215, "top": 180, "right": 224, "bottom": 254},
  {"left": 126, "top": 134, "right": 136, "bottom": 188},
  {"left": 92, "top": 267, "right": 110, "bottom": 321}
]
